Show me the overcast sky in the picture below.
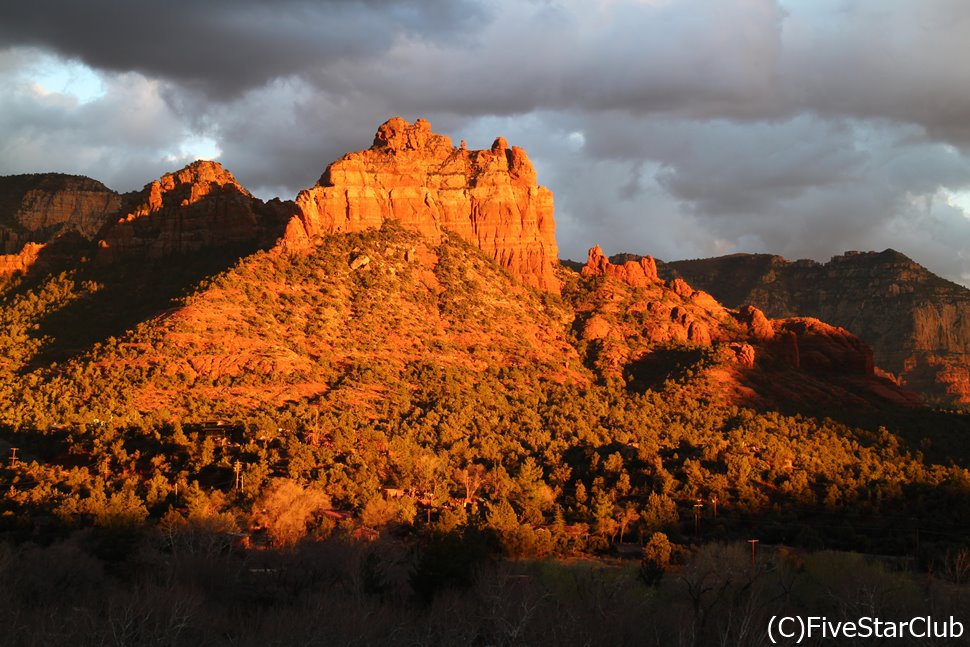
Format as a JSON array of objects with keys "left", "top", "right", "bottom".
[{"left": 2, "top": 0, "right": 970, "bottom": 285}]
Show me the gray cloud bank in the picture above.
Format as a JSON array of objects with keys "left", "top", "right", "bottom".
[{"left": 2, "top": 0, "right": 970, "bottom": 284}]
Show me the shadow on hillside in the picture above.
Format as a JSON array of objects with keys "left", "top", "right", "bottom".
[
  {"left": 622, "top": 346, "right": 716, "bottom": 394},
  {"left": 609, "top": 341, "right": 970, "bottom": 473},
  {"left": 4, "top": 239, "right": 275, "bottom": 371}
]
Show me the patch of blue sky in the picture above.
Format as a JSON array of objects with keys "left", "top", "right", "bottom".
[{"left": 28, "top": 53, "right": 105, "bottom": 103}]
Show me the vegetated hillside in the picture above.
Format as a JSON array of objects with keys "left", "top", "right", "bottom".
[
  {"left": 0, "top": 222, "right": 581, "bottom": 430},
  {"left": 662, "top": 250, "right": 970, "bottom": 407},
  {"left": 1, "top": 221, "right": 968, "bottom": 559}
]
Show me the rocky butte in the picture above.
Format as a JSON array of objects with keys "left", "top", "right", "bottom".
[
  {"left": 95, "top": 160, "right": 296, "bottom": 263},
  {"left": 0, "top": 119, "right": 560, "bottom": 294},
  {"left": 290, "top": 117, "right": 560, "bottom": 292}
]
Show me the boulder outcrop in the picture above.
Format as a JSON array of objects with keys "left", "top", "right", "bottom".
[
  {"left": 736, "top": 305, "right": 774, "bottom": 341},
  {"left": 773, "top": 317, "right": 874, "bottom": 375},
  {"left": 581, "top": 245, "right": 659, "bottom": 287},
  {"left": 290, "top": 118, "right": 560, "bottom": 292}
]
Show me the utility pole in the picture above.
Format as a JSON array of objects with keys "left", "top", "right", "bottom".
[
  {"left": 748, "top": 539, "right": 759, "bottom": 568},
  {"left": 8, "top": 447, "right": 17, "bottom": 467},
  {"left": 909, "top": 517, "right": 920, "bottom": 569},
  {"left": 693, "top": 500, "right": 703, "bottom": 536},
  {"left": 710, "top": 494, "right": 718, "bottom": 518},
  {"left": 234, "top": 461, "right": 243, "bottom": 491},
  {"left": 915, "top": 526, "right": 920, "bottom": 567}
]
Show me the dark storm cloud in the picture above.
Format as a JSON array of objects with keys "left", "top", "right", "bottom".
[
  {"left": 779, "top": 0, "right": 970, "bottom": 144},
  {"left": 312, "top": 0, "right": 786, "bottom": 119},
  {"left": 0, "top": 0, "right": 485, "bottom": 98}
]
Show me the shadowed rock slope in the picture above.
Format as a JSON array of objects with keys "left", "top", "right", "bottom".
[
  {"left": 0, "top": 173, "right": 121, "bottom": 247},
  {"left": 0, "top": 173, "right": 122, "bottom": 275},
  {"left": 661, "top": 251, "right": 970, "bottom": 407},
  {"left": 94, "top": 160, "right": 296, "bottom": 263}
]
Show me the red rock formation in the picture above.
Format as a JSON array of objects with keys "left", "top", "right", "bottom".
[
  {"left": 291, "top": 118, "right": 560, "bottom": 292},
  {"left": 0, "top": 173, "right": 122, "bottom": 275},
  {"left": 581, "top": 245, "right": 659, "bottom": 287},
  {"left": 662, "top": 250, "right": 970, "bottom": 406},
  {"left": 570, "top": 249, "right": 913, "bottom": 408},
  {"left": 16, "top": 180, "right": 120, "bottom": 240},
  {"left": 736, "top": 305, "right": 775, "bottom": 341},
  {"left": 687, "top": 320, "right": 712, "bottom": 345},
  {"left": 728, "top": 342, "right": 756, "bottom": 368},
  {"left": 97, "top": 161, "right": 295, "bottom": 262},
  {"left": 774, "top": 317, "right": 874, "bottom": 375}
]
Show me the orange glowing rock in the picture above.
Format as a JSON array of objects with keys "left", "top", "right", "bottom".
[{"left": 289, "top": 118, "right": 560, "bottom": 292}]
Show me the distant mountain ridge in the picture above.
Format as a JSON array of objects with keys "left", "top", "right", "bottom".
[
  {"left": 660, "top": 250, "right": 970, "bottom": 406},
  {"left": 0, "top": 173, "right": 122, "bottom": 248}
]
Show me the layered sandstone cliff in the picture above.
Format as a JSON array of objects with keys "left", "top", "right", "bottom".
[
  {"left": 0, "top": 174, "right": 121, "bottom": 248},
  {"left": 660, "top": 250, "right": 970, "bottom": 406},
  {"left": 96, "top": 161, "right": 296, "bottom": 262},
  {"left": 290, "top": 118, "right": 560, "bottom": 292}
]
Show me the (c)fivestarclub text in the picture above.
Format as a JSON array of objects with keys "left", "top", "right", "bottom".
[{"left": 768, "top": 615, "right": 964, "bottom": 643}]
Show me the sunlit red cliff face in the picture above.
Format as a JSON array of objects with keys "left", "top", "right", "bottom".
[{"left": 290, "top": 117, "right": 560, "bottom": 292}]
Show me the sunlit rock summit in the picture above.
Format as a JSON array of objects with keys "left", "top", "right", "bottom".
[{"left": 290, "top": 117, "right": 560, "bottom": 292}]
